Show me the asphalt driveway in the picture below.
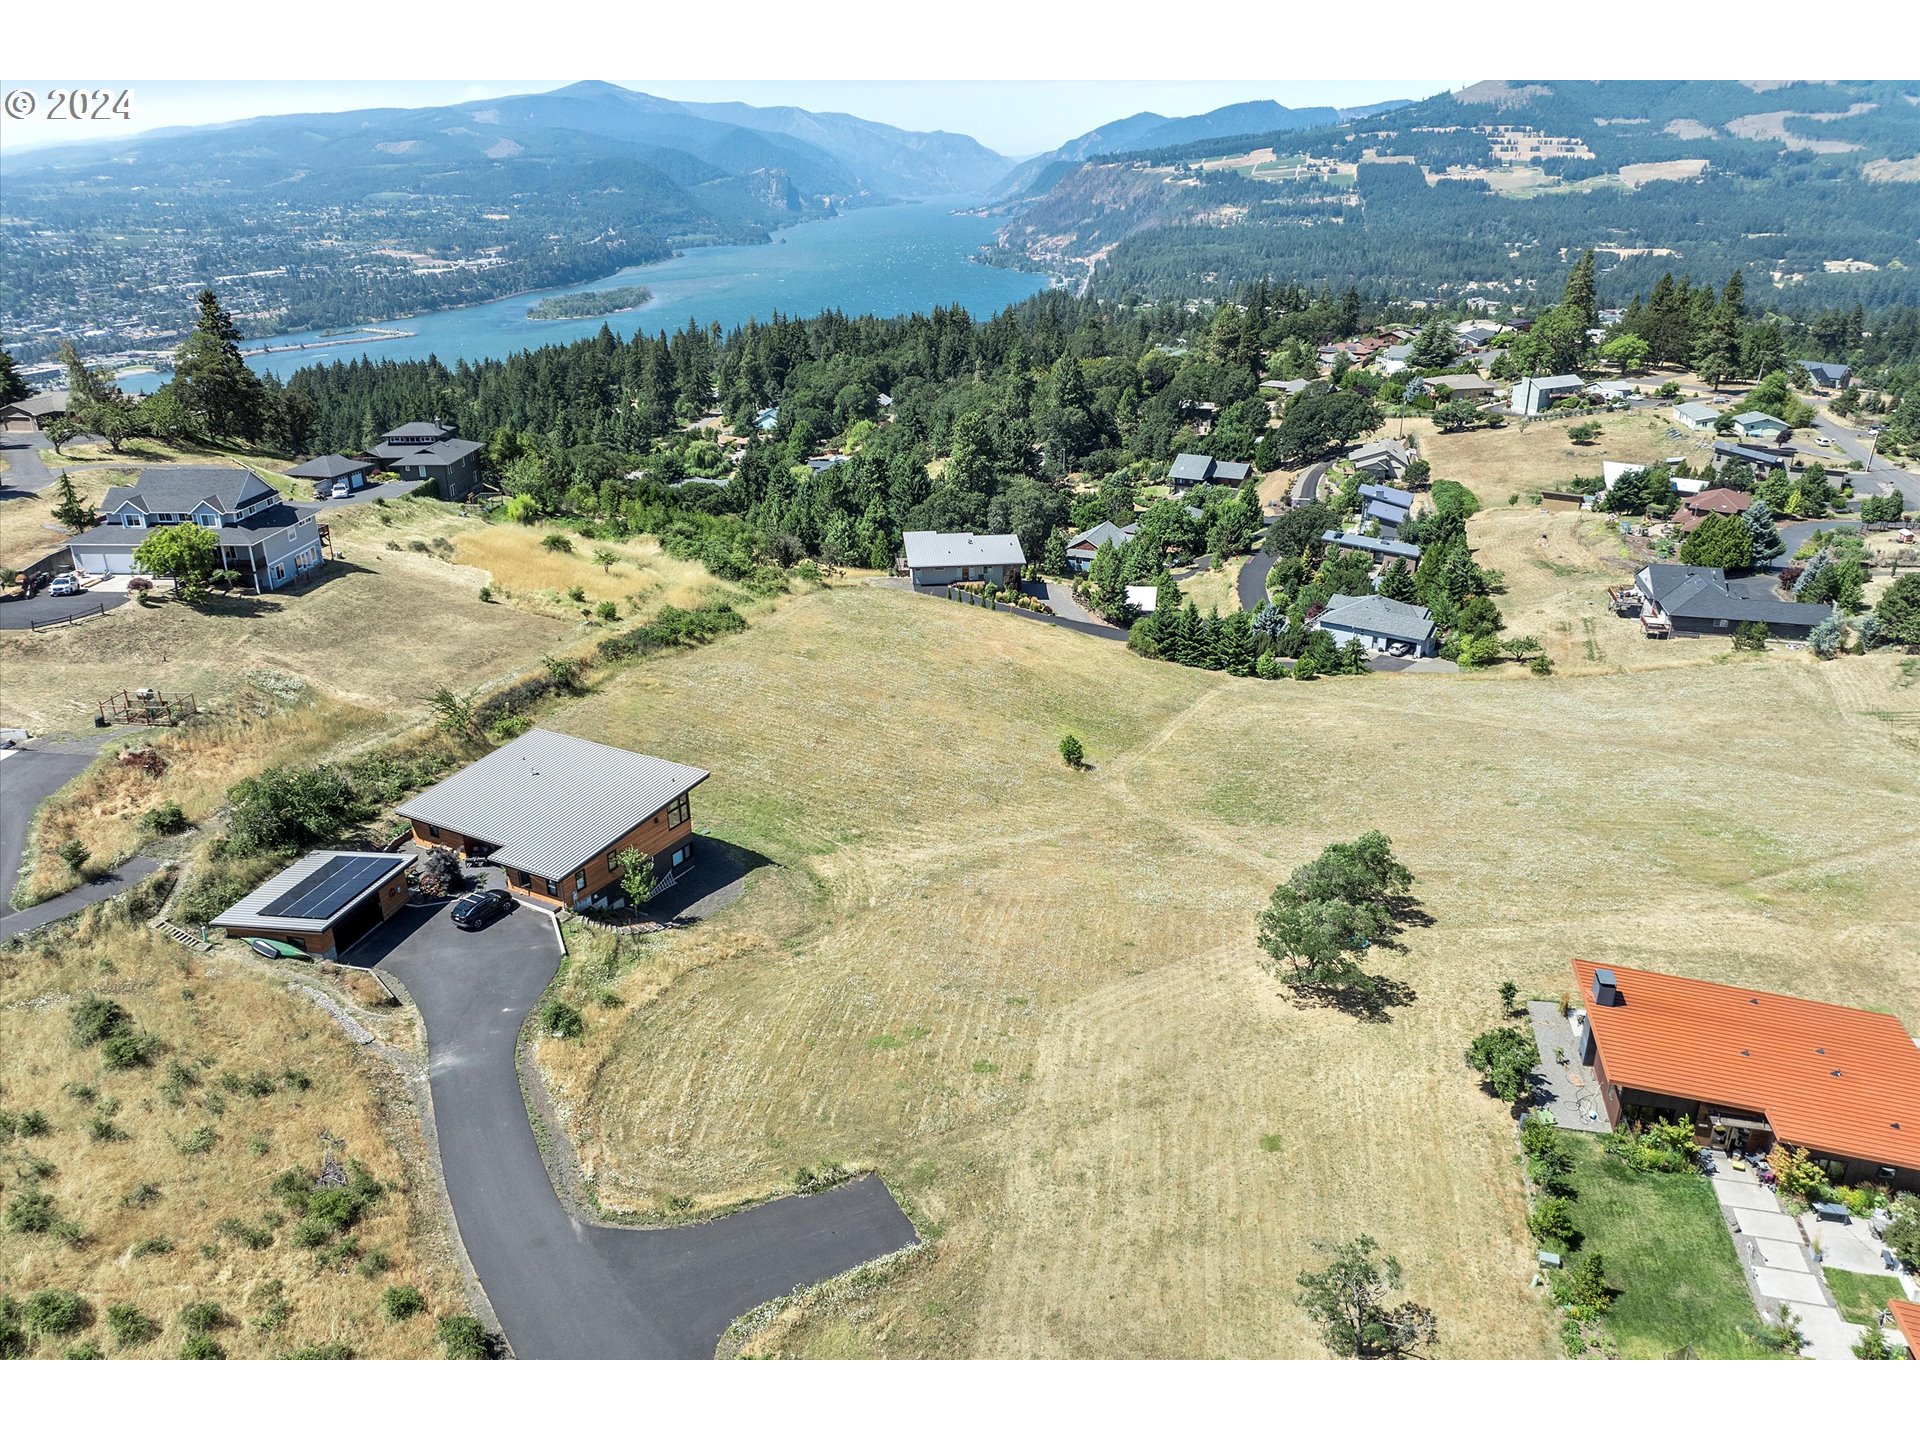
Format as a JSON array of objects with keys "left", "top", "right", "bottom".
[
  {"left": 368, "top": 895, "right": 918, "bottom": 1358},
  {"left": 1, "top": 739, "right": 102, "bottom": 907},
  {"left": 0, "top": 590, "right": 131, "bottom": 631}
]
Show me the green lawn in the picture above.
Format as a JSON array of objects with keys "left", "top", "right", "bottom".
[
  {"left": 1562, "top": 1134, "right": 1764, "bottom": 1359},
  {"left": 1823, "top": 1268, "right": 1907, "bottom": 1326}
]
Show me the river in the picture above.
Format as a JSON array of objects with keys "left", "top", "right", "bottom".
[{"left": 118, "top": 198, "right": 1048, "bottom": 392}]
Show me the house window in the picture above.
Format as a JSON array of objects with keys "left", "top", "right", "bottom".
[
  {"left": 666, "top": 794, "right": 690, "bottom": 828},
  {"left": 545, "top": 878, "right": 558, "bottom": 897},
  {"left": 573, "top": 871, "right": 586, "bottom": 893},
  {"left": 669, "top": 845, "right": 690, "bottom": 868},
  {"left": 1880, "top": 1166, "right": 1898, "bottom": 1181},
  {"left": 516, "top": 871, "right": 532, "bottom": 887},
  {"left": 427, "top": 825, "right": 440, "bottom": 839}
]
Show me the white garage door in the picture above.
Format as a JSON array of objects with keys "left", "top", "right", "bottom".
[{"left": 72, "top": 546, "right": 136, "bottom": 575}]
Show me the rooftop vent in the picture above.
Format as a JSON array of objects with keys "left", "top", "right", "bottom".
[{"left": 1592, "top": 968, "right": 1621, "bottom": 1007}]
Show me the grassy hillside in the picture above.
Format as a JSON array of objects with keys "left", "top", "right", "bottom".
[{"left": 526, "top": 581, "right": 1920, "bottom": 1358}]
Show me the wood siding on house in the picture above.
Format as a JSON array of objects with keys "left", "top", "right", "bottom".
[{"left": 416, "top": 793, "right": 697, "bottom": 910}]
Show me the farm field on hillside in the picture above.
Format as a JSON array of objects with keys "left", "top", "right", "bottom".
[{"left": 527, "top": 582, "right": 1920, "bottom": 1359}]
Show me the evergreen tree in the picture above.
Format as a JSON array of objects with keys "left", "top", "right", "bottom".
[
  {"left": 1406, "top": 317, "right": 1457, "bottom": 370},
  {"left": 1376, "top": 561, "right": 1418, "bottom": 603},
  {"left": 174, "top": 288, "right": 268, "bottom": 441},
  {"left": 1740, "top": 499, "right": 1784, "bottom": 564},
  {"left": 1678, "top": 511, "right": 1754, "bottom": 571},
  {"left": 0, "top": 346, "right": 26, "bottom": 406},
  {"left": 50, "top": 472, "right": 94, "bottom": 531},
  {"left": 1562, "top": 249, "right": 1599, "bottom": 332}
]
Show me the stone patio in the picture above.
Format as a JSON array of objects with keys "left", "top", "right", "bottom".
[
  {"left": 1708, "top": 1155, "right": 1867, "bottom": 1359},
  {"left": 1525, "top": 1001, "right": 1609, "bottom": 1133}
]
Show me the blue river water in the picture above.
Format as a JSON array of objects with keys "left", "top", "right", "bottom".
[{"left": 122, "top": 198, "right": 1047, "bottom": 392}]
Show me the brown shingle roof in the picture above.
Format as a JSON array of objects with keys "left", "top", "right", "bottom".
[{"left": 1573, "top": 961, "right": 1920, "bottom": 1171}]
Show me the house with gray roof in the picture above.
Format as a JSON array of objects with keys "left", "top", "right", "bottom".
[
  {"left": 1674, "top": 400, "right": 1723, "bottom": 432},
  {"left": 74, "top": 466, "right": 323, "bottom": 592},
  {"left": 287, "top": 453, "right": 377, "bottom": 495},
  {"left": 1422, "top": 374, "right": 1498, "bottom": 400},
  {"left": 364, "top": 421, "right": 483, "bottom": 499},
  {"left": 1511, "top": 374, "right": 1587, "bottom": 416},
  {"left": 1064, "top": 520, "right": 1139, "bottom": 573},
  {"left": 1167, "top": 453, "right": 1252, "bottom": 490},
  {"left": 1731, "top": 411, "right": 1792, "bottom": 444},
  {"left": 0, "top": 389, "right": 70, "bottom": 431},
  {"left": 1347, "top": 439, "right": 1413, "bottom": 479},
  {"left": 1322, "top": 530, "right": 1421, "bottom": 564},
  {"left": 1796, "top": 360, "right": 1850, "bottom": 391},
  {"left": 1633, "top": 564, "right": 1833, "bottom": 641},
  {"left": 396, "top": 728, "right": 710, "bottom": 911},
  {"left": 1312, "top": 592, "right": 1437, "bottom": 657},
  {"left": 901, "top": 531, "right": 1026, "bottom": 588}
]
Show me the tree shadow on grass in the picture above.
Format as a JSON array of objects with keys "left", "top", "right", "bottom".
[{"left": 1286, "top": 970, "right": 1419, "bottom": 1024}]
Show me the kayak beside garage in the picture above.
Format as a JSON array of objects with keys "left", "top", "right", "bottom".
[{"left": 212, "top": 850, "right": 414, "bottom": 960}]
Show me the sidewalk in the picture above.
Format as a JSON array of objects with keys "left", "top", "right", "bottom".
[{"left": 1711, "top": 1158, "right": 1866, "bottom": 1359}]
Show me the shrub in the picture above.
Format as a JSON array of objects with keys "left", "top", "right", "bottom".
[
  {"left": 1528, "top": 1195, "right": 1577, "bottom": 1250},
  {"left": 0, "top": 1299, "right": 25, "bottom": 1359},
  {"left": 17, "top": 1108, "right": 50, "bottom": 1137},
  {"left": 130, "top": 1236, "right": 173, "bottom": 1257},
  {"left": 477, "top": 585, "right": 493, "bottom": 603},
  {"left": 179, "top": 1332, "right": 226, "bottom": 1359},
  {"left": 538, "top": 999, "right": 584, "bottom": 1039},
  {"left": 23, "top": 1289, "right": 93, "bottom": 1337},
  {"left": 287, "top": 1341, "right": 355, "bottom": 1359},
  {"left": 436, "top": 1314, "right": 495, "bottom": 1359},
  {"left": 595, "top": 600, "right": 619, "bottom": 622},
  {"left": 71, "top": 996, "right": 134, "bottom": 1048},
  {"left": 179, "top": 1301, "right": 229, "bottom": 1334},
  {"left": 417, "top": 846, "right": 465, "bottom": 897},
  {"left": 57, "top": 838, "right": 90, "bottom": 872},
  {"left": 63, "top": 1340, "right": 104, "bottom": 1359},
  {"left": 1059, "top": 733, "right": 1085, "bottom": 769},
  {"left": 106, "top": 1304, "right": 159, "bottom": 1348},
  {"left": 5, "top": 1185, "right": 60, "bottom": 1234},
  {"left": 380, "top": 1285, "right": 427, "bottom": 1322},
  {"left": 140, "top": 802, "right": 189, "bottom": 835},
  {"left": 101, "top": 1031, "right": 159, "bottom": 1070}
]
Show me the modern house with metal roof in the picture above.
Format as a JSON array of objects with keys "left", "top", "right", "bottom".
[
  {"left": 213, "top": 850, "right": 414, "bottom": 959},
  {"left": 1166, "top": 453, "right": 1252, "bottom": 490},
  {"left": 74, "top": 466, "right": 323, "bottom": 592},
  {"left": 1311, "top": 592, "right": 1437, "bottom": 657},
  {"left": 1570, "top": 961, "right": 1920, "bottom": 1188},
  {"left": 1063, "top": 520, "right": 1138, "bottom": 573},
  {"left": 396, "top": 729, "right": 709, "bottom": 911},
  {"left": 1321, "top": 530, "right": 1421, "bottom": 564},
  {"left": 1510, "top": 374, "right": 1586, "bottom": 415},
  {"left": 901, "top": 531, "right": 1026, "bottom": 588}
]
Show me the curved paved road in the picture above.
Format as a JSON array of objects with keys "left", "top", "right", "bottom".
[
  {"left": 371, "top": 902, "right": 918, "bottom": 1358},
  {"left": 0, "top": 736, "right": 164, "bottom": 943}
]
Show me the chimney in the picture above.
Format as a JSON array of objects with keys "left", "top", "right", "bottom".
[{"left": 1592, "top": 968, "right": 1621, "bottom": 1007}]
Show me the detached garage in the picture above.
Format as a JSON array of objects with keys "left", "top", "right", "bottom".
[{"left": 213, "top": 850, "right": 414, "bottom": 960}]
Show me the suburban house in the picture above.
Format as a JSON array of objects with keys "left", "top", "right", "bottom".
[
  {"left": 396, "top": 729, "right": 710, "bottom": 912},
  {"left": 1570, "top": 961, "right": 1920, "bottom": 1189},
  {"left": 287, "top": 454, "right": 377, "bottom": 495},
  {"left": 1511, "top": 374, "right": 1586, "bottom": 415},
  {"left": 365, "top": 421, "right": 483, "bottom": 500},
  {"left": 1312, "top": 592, "right": 1437, "bottom": 657},
  {"left": 1714, "top": 440, "right": 1794, "bottom": 473},
  {"left": 1260, "top": 378, "right": 1310, "bottom": 398},
  {"left": 1358, "top": 483, "right": 1414, "bottom": 535},
  {"left": 1676, "top": 487, "right": 1751, "bottom": 532},
  {"left": 754, "top": 406, "right": 780, "bottom": 432},
  {"left": 213, "top": 851, "right": 414, "bottom": 960},
  {"left": 0, "top": 389, "right": 69, "bottom": 432},
  {"left": 1347, "top": 439, "right": 1413, "bottom": 480},
  {"left": 1064, "top": 520, "right": 1138, "bottom": 573},
  {"left": 1796, "top": 360, "right": 1851, "bottom": 391},
  {"left": 1167, "top": 452, "right": 1252, "bottom": 490},
  {"left": 1454, "top": 320, "right": 1507, "bottom": 346},
  {"left": 1422, "top": 374, "right": 1497, "bottom": 401},
  {"left": 75, "top": 466, "right": 324, "bottom": 592},
  {"left": 1321, "top": 529, "right": 1421, "bottom": 564},
  {"left": 1731, "top": 411, "right": 1792, "bottom": 444},
  {"left": 1632, "top": 564, "right": 1834, "bottom": 640},
  {"left": 1588, "top": 379, "right": 1638, "bottom": 404},
  {"left": 1459, "top": 346, "right": 1507, "bottom": 372},
  {"left": 1374, "top": 344, "right": 1414, "bottom": 376},
  {"left": 902, "top": 531, "right": 1026, "bottom": 587},
  {"left": 806, "top": 453, "right": 851, "bottom": 474},
  {"left": 1674, "top": 401, "right": 1723, "bottom": 432}
]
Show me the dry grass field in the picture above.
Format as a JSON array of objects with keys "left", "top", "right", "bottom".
[
  {"left": 527, "top": 583, "right": 1920, "bottom": 1358},
  {"left": 1410, "top": 411, "right": 1694, "bottom": 508},
  {"left": 1176, "top": 555, "right": 1244, "bottom": 614},
  {"left": 0, "top": 897, "right": 468, "bottom": 1358},
  {"left": 14, "top": 690, "right": 379, "bottom": 907}
]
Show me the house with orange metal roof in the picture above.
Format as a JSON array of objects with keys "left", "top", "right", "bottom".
[
  {"left": 1569, "top": 961, "right": 1920, "bottom": 1190},
  {"left": 1887, "top": 1298, "right": 1920, "bottom": 1358}
]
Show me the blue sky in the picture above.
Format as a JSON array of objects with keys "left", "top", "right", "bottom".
[{"left": 0, "top": 79, "right": 1453, "bottom": 157}]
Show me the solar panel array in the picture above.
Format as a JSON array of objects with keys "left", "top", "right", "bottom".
[{"left": 259, "top": 855, "right": 398, "bottom": 921}]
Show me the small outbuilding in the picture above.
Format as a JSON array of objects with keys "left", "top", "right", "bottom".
[
  {"left": 213, "top": 850, "right": 415, "bottom": 960},
  {"left": 287, "top": 454, "right": 377, "bottom": 493}
]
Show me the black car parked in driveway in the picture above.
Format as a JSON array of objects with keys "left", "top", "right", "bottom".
[{"left": 450, "top": 889, "right": 514, "bottom": 931}]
